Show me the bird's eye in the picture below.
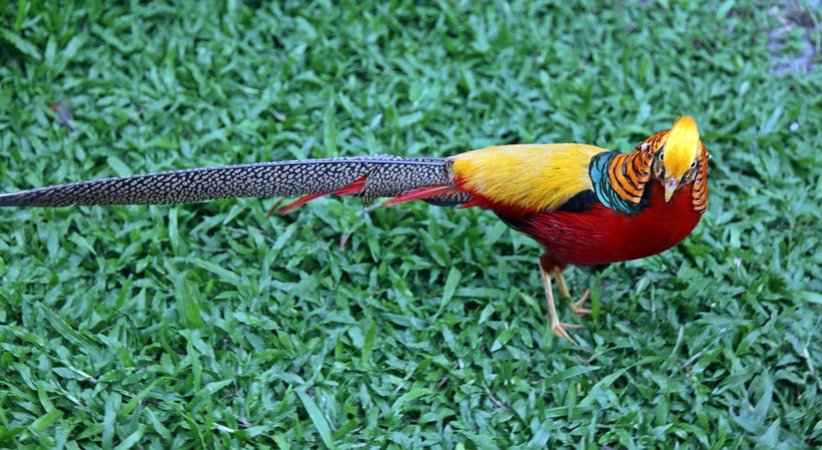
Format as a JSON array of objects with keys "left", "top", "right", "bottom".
[
  {"left": 657, "top": 150, "right": 665, "bottom": 160},
  {"left": 691, "top": 160, "right": 697, "bottom": 168}
]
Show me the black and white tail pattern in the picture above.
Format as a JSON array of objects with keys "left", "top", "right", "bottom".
[{"left": 0, "top": 155, "right": 463, "bottom": 208}]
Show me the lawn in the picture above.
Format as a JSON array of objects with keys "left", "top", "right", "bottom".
[{"left": 0, "top": 0, "right": 820, "bottom": 448}]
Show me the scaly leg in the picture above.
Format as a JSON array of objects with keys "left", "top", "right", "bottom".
[
  {"left": 553, "top": 268, "right": 592, "bottom": 317},
  {"left": 539, "top": 258, "right": 580, "bottom": 344},
  {"left": 554, "top": 268, "right": 571, "bottom": 298}
]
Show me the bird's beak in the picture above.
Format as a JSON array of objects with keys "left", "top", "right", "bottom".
[{"left": 663, "top": 176, "right": 678, "bottom": 202}]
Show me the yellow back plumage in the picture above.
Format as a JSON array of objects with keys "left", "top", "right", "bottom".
[{"left": 451, "top": 144, "right": 606, "bottom": 212}]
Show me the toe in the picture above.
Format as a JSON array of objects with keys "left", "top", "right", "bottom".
[
  {"left": 571, "top": 308, "right": 592, "bottom": 317},
  {"left": 569, "top": 289, "right": 592, "bottom": 317},
  {"left": 551, "top": 322, "right": 580, "bottom": 345}
]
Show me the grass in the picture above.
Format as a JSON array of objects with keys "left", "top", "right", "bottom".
[{"left": 0, "top": 0, "right": 820, "bottom": 448}]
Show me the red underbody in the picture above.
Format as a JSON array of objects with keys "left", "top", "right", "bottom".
[
  {"left": 512, "top": 182, "right": 702, "bottom": 267},
  {"left": 278, "top": 176, "right": 701, "bottom": 268}
]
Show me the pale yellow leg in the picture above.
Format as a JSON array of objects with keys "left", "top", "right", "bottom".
[
  {"left": 539, "top": 260, "right": 581, "bottom": 344},
  {"left": 553, "top": 269, "right": 592, "bottom": 317},
  {"left": 554, "top": 268, "right": 571, "bottom": 298}
]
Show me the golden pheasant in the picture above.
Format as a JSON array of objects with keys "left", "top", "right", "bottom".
[{"left": 0, "top": 116, "right": 709, "bottom": 343}]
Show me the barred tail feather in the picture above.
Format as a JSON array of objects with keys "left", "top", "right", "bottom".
[{"left": 0, "top": 155, "right": 462, "bottom": 208}]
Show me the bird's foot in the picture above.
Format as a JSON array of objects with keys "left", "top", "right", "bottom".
[
  {"left": 550, "top": 318, "right": 581, "bottom": 345},
  {"left": 568, "top": 289, "right": 592, "bottom": 317},
  {"left": 540, "top": 255, "right": 582, "bottom": 345}
]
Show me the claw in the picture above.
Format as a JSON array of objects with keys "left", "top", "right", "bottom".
[
  {"left": 550, "top": 320, "right": 582, "bottom": 345},
  {"left": 569, "top": 289, "right": 592, "bottom": 317}
]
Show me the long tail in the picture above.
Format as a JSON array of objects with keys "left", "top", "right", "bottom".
[{"left": 0, "top": 155, "right": 471, "bottom": 211}]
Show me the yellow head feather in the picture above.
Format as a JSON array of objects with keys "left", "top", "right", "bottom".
[{"left": 662, "top": 116, "right": 700, "bottom": 181}]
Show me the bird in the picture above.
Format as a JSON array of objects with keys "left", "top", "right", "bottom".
[{"left": 0, "top": 116, "right": 709, "bottom": 343}]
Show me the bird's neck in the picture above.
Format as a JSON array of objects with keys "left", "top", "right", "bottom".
[
  {"left": 589, "top": 146, "right": 709, "bottom": 216},
  {"left": 589, "top": 150, "right": 653, "bottom": 215}
]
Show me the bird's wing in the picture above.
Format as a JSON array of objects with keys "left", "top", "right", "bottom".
[{"left": 450, "top": 144, "right": 607, "bottom": 215}]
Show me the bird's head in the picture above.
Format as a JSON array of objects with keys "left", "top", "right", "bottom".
[{"left": 651, "top": 116, "right": 703, "bottom": 202}]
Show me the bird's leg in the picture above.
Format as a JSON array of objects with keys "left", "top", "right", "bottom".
[
  {"left": 554, "top": 268, "right": 571, "bottom": 298},
  {"left": 552, "top": 268, "right": 592, "bottom": 317},
  {"left": 539, "top": 256, "right": 580, "bottom": 344}
]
